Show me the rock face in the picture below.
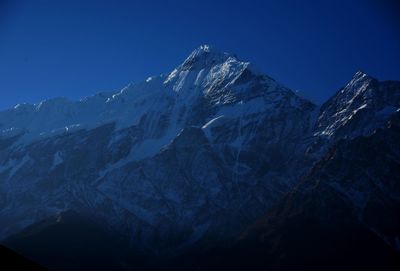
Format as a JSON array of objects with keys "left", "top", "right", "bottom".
[
  {"left": 153, "top": 112, "right": 400, "bottom": 271},
  {"left": 226, "top": 111, "right": 400, "bottom": 271},
  {"left": 309, "top": 71, "right": 400, "bottom": 154},
  {"left": 0, "top": 45, "right": 399, "bottom": 269}
]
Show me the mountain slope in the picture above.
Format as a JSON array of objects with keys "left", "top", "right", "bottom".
[
  {"left": 233, "top": 111, "right": 400, "bottom": 270},
  {"left": 0, "top": 45, "right": 399, "bottom": 270},
  {"left": 167, "top": 112, "right": 400, "bottom": 271},
  {"left": 309, "top": 70, "right": 400, "bottom": 154},
  {"left": 3, "top": 210, "right": 145, "bottom": 271},
  {"left": 0, "top": 45, "right": 316, "bottom": 246}
]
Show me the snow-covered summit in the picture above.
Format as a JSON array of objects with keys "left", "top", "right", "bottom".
[
  {"left": 0, "top": 45, "right": 335, "bottom": 150},
  {"left": 180, "top": 44, "right": 230, "bottom": 71},
  {"left": 0, "top": 45, "right": 320, "bottom": 243},
  {"left": 1, "top": 45, "right": 399, "bottom": 257}
]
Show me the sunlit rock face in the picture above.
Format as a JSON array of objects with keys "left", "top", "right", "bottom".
[
  {"left": 0, "top": 45, "right": 399, "bottom": 259},
  {"left": 309, "top": 71, "right": 400, "bottom": 154}
]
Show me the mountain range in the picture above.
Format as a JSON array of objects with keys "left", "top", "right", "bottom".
[{"left": 0, "top": 45, "right": 399, "bottom": 270}]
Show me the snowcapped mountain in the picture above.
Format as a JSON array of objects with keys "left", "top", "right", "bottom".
[
  {"left": 0, "top": 45, "right": 399, "bottom": 269},
  {"left": 0, "top": 45, "right": 316, "bottom": 242},
  {"left": 0, "top": 45, "right": 314, "bottom": 159}
]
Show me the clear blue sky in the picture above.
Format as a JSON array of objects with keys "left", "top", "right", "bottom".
[{"left": 0, "top": 0, "right": 399, "bottom": 109}]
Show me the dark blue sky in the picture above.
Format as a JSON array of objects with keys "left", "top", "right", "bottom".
[{"left": 0, "top": 0, "right": 399, "bottom": 109}]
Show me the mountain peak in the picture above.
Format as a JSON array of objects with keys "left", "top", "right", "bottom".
[
  {"left": 352, "top": 70, "right": 369, "bottom": 80},
  {"left": 180, "top": 44, "right": 231, "bottom": 71},
  {"left": 342, "top": 70, "right": 375, "bottom": 93},
  {"left": 190, "top": 44, "right": 224, "bottom": 57},
  {"left": 193, "top": 44, "right": 215, "bottom": 54}
]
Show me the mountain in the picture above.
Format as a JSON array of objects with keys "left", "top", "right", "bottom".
[
  {"left": 0, "top": 45, "right": 316, "bottom": 244},
  {"left": 0, "top": 45, "right": 399, "bottom": 270},
  {"left": 309, "top": 70, "right": 400, "bottom": 153}
]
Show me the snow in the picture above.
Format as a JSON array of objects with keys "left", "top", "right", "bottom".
[
  {"left": 7, "top": 155, "right": 30, "bottom": 178},
  {"left": 202, "top": 115, "right": 225, "bottom": 138},
  {"left": 202, "top": 115, "right": 225, "bottom": 129},
  {"left": 52, "top": 152, "right": 64, "bottom": 169},
  {"left": 0, "top": 44, "right": 271, "bottom": 148},
  {"left": 131, "top": 131, "right": 180, "bottom": 161},
  {"left": 164, "top": 69, "right": 178, "bottom": 84},
  {"left": 0, "top": 75, "right": 168, "bottom": 144},
  {"left": 194, "top": 68, "right": 206, "bottom": 86},
  {"left": 1, "top": 46, "right": 398, "bottom": 254},
  {"left": 0, "top": 127, "right": 22, "bottom": 139},
  {"left": 0, "top": 44, "right": 312, "bottom": 193},
  {"left": 146, "top": 76, "right": 155, "bottom": 82},
  {"left": 96, "top": 155, "right": 131, "bottom": 182}
]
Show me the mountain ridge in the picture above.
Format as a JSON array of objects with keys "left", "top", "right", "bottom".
[{"left": 0, "top": 45, "right": 399, "bottom": 270}]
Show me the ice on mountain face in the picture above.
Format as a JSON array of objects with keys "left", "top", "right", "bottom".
[
  {"left": 51, "top": 152, "right": 63, "bottom": 169},
  {"left": 201, "top": 98, "right": 267, "bottom": 140},
  {"left": 202, "top": 115, "right": 225, "bottom": 129},
  {"left": 130, "top": 129, "right": 182, "bottom": 161}
]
